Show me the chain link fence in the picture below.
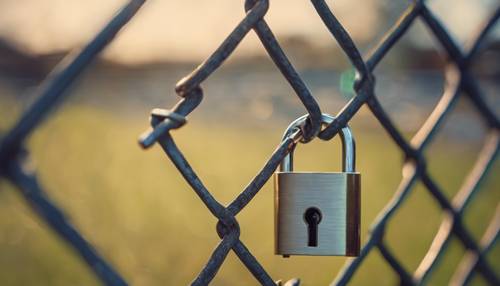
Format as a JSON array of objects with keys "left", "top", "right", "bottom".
[{"left": 0, "top": 0, "right": 499, "bottom": 285}]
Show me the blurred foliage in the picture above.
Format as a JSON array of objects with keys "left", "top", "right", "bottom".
[{"left": 0, "top": 103, "right": 498, "bottom": 285}]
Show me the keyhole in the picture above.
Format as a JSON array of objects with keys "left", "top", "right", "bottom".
[{"left": 304, "top": 207, "right": 322, "bottom": 247}]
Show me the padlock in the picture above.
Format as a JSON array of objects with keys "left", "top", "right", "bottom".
[{"left": 274, "top": 113, "right": 360, "bottom": 257}]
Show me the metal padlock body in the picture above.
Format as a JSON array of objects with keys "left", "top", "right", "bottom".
[{"left": 274, "top": 114, "right": 360, "bottom": 256}]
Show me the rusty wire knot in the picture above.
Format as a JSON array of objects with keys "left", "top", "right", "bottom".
[
  {"left": 216, "top": 216, "right": 240, "bottom": 239},
  {"left": 150, "top": 108, "right": 187, "bottom": 128}
]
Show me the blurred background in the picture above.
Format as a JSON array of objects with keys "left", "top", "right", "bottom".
[{"left": 0, "top": 0, "right": 499, "bottom": 285}]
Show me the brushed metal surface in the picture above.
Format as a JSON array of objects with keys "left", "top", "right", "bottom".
[{"left": 275, "top": 172, "right": 360, "bottom": 256}]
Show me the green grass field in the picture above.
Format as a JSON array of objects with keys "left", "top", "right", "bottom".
[{"left": 0, "top": 103, "right": 498, "bottom": 285}]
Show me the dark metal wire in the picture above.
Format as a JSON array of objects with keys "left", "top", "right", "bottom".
[
  {"left": 0, "top": 1, "right": 146, "bottom": 285},
  {"left": 0, "top": 0, "right": 498, "bottom": 285}
]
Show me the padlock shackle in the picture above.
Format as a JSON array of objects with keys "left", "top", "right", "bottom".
[{"left": 280, "top": 113, "right": 355, "bottom": 172}]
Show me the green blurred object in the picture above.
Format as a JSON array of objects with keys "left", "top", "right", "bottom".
[{"left": 340, "top": 68, "right": 356, "bottom": 99}]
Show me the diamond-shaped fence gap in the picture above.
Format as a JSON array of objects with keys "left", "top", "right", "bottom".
[
  {"left": 383, "top": 180, "right": 443, "bottom": 273},
  {"left": 196, "top": 55, "right": 302, "bottom": 127},
  {"left": 287, "top": 133, "right": 344, "bottom": 172},
  {"left": 170, "top": 124, "right": 281, "bottom": 205},
  {"left": 425, "top": 0, "right": 495, "bottom": 48},
  {"left": 184, "top": 21, "right": 324, "bottom": 130},
  {"left": 382, "top": 15, "right": 447, "bottom": 66},
  {"left": 368, "top": 21, "right": 447, "bottom": 142},
  {"left": 423, "top": 236, "right": 467, "bottom": 286},
  {"left": 346, "top": 246, "right": 400, "bottom": 285},
  {"left": 352, "top": 115, "right": 403, "bottom": 233},
  {"left": 262, "top": 0, "right": 349, "bottom": 70},
  {"left": 423, "top": 95, "right": 490, "bottom": 200},
  {"left": 0, "top": 180, "right": 100, "bottom": 285}
]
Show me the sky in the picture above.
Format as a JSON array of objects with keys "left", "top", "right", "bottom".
[{"left": 0, "top": 0, "right": 498, "bottom": 64}]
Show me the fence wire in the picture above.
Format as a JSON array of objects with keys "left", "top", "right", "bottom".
[{"left": 0, "top": 0, "right": 499, "bottom": 285}]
